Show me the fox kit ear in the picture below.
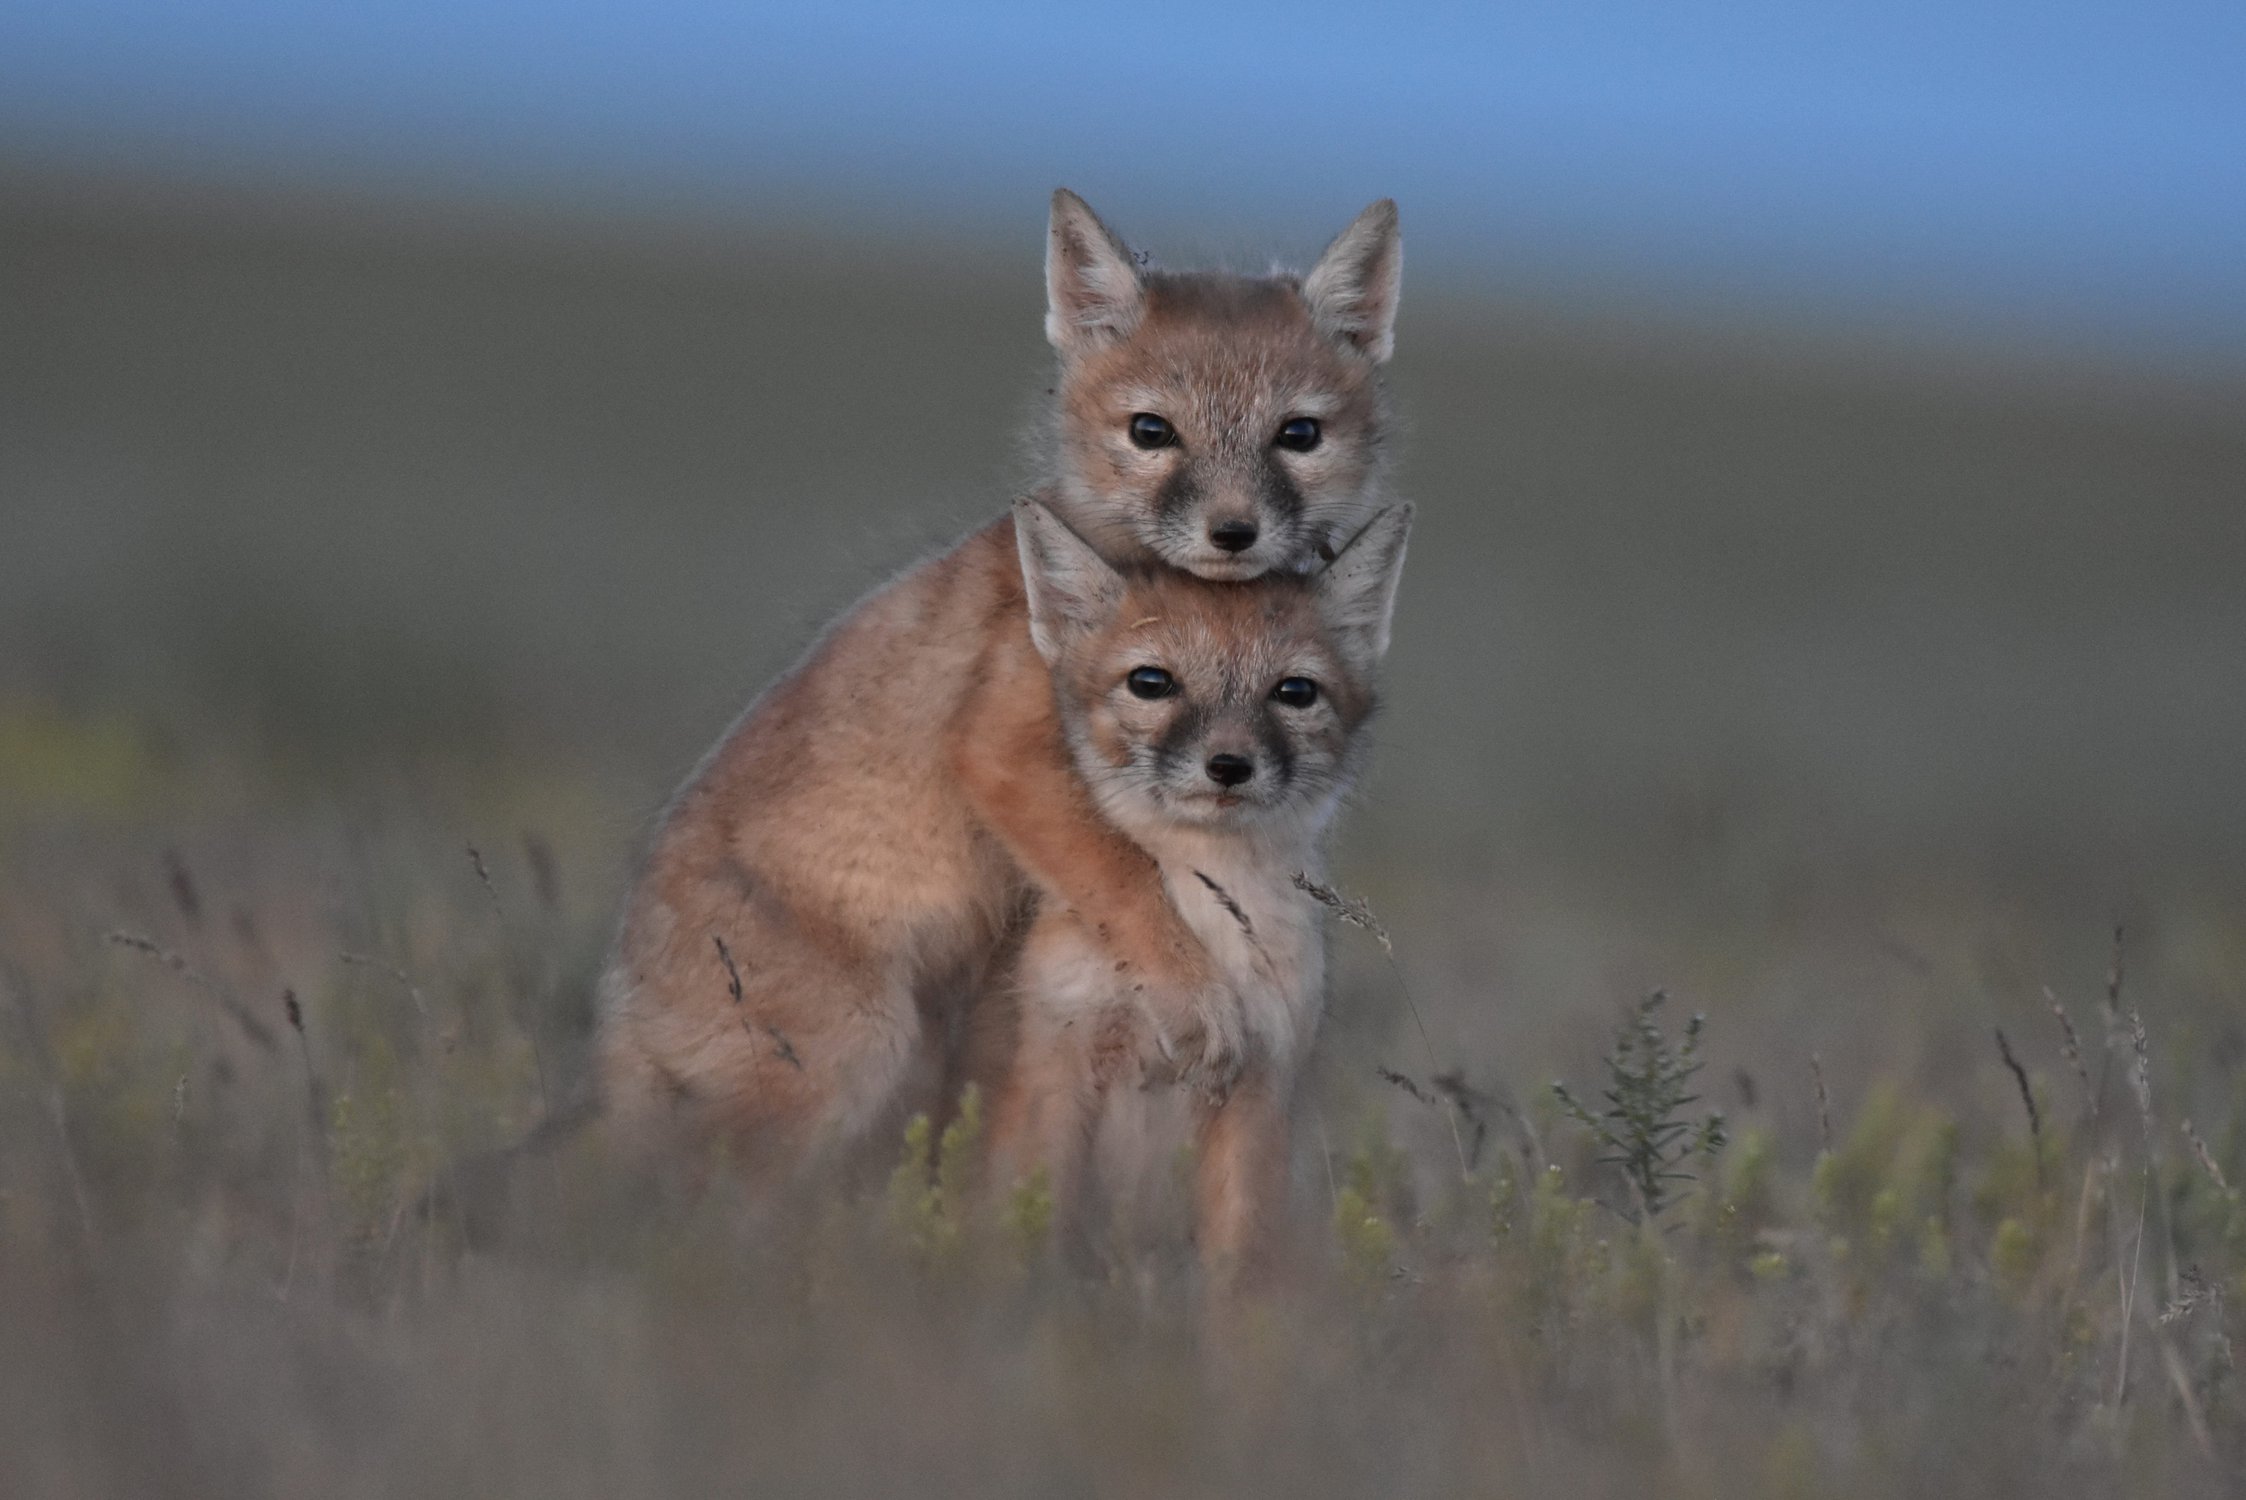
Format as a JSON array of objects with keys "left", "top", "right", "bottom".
[
  {"left": 1314, "top": 501, "right": 1412, "bottom": 668},
  {"left": 1046, "top": 189, "right": 1146, "bottom": 353},
  {"left": 1301, "top": 199, "right": 1402, "bottom": 363},
  {"left": 1015, "top": 498, "right": 1127, "bottom": 662}
]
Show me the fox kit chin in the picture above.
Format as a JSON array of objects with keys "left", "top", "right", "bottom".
[
  {"left": 987, "top": 499, "right": 1411, "bottom": 1285},
  {"left": 597, "top": 191, "right": 1405, "bottom": 1181}
]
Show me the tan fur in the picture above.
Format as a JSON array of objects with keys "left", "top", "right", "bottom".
[
  {"left": 596, "top": 192, "right": 1403, "bottom": 1183},
  {"left": 986, "top": 501, "right": 1411, "bottom": 1287}
]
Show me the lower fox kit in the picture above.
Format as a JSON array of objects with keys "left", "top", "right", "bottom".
[
  {"left": 986, "top": 499, "right": 1409, "bottom": 1281},
  {"left": 596, "top": 190, "right": 1405, "bottom": 1189}
]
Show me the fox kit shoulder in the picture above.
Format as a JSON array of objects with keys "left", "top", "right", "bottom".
[{"left": 598, "top": 193, "right": 1406, "bottom": 1175}]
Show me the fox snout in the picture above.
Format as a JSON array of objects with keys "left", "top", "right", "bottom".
[
  {"left": 1204, "top": 751, "right": 1255, "bottom": 787},
  {"left": 1162, "top": 467, "right": 1314, "bottom": 579},
  {"left": 1181, "top": 501, "right": 1280, "bottom": 577},
  {"left": 1207, "top": 517, "right": 1258, "bottom": 554}
]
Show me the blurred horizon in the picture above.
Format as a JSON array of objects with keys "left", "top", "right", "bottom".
[
  {"left": 4, "top": 0, "right": 2242, "bottom": 1054},
  {"left": 4, "top": 1, "right": 2244, "bottom": 366},
  {"left": 6, "top": 162, "right": 2243, "bottom": 901}
]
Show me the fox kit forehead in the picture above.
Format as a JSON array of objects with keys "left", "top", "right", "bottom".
[
  {"left": 1103, "top": 564, "right": 1317, "bottom": 633},
  {"left": 1067, "top": 272, "right": 1374, "bottom": 412}
]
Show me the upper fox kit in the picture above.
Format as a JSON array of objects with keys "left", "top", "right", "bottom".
[
  {"left": 986, "top": 498, "right": 1409, "bottom": 1282},
  {"left": 597, "top": 190, "right": 1404, "bottom": 1175}
]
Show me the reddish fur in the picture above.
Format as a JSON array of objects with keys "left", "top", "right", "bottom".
[
  {"left": 595, "top": 193, "right": 1404, "bottom": 1198},
  {"left": 598, "top": 516, "right": 1215, "bottom": 1172}
]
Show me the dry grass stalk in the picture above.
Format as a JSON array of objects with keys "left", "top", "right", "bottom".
[
  {"left": 2045, "top": 986, "right": 2095, "bottom": 1122},
  {"left": 106, "top": 930, "right": 277, "bottom": 1051},
  {"left": 163, "top": 847, "right": 204, "bottom": 929},
  {"left": 2115, "top": 1171, "right": 2149, "bottom": 1406},
  {"left": 1292, "top": 871, "right": 1392, "bottom": 956},
  {"left": 1434, "top": 1070, "right": 1506, "bottom": 1168},
  {"left": 713, "top": 934, "right": 802, "bottom": 1070},
  {"left": 1809, "top": 1051, "right": 1833, "bottom": 1156},
  {"left": 2102, "top": 922, "right": 2126, "bottom": 1022},
  {"left": 277, "top": 987, "right": 333, "bottom": 1305},
  {"left": 341, "top": 950, "right": 433, "bottom": 1022},
  {"left": 2126, "top": 1009, "right": 2153, "bottom": 1148},
  {"left": 1296, "top": 872, "right": 1466, "bottom": 1180},
  {"left": 1191, "top": 869, "right": 1279, "bottom": 987},
  {"left": 283, "top": 989, "right": 331, "bottom": 1145},
  {"left": 2056, "top": 1154, "right": 2103, "bottom": 1355},
  {"left": 523, "top": 831, "right": 562, "bottom": 912},
  {"left": 466, "top": 845, "right": 551, "bottom": 1110},
  {"left": 2158, "top": 1264, "right": 2237, "bottom": 1378},
  {"left": 2159, "top": 1337, "right": 2216, "bottom": 1458},
  {"left": 45, "top": 1085, "right": 97, "bottom": 1245},
  {"left": 2159, "top": 1263, "right": 2221, "bottom": 1326},
  {"left": 1993, "top": 1028, "right": 2044, "bottom": 1190},
  {"left": 466, "top": 843, "right": 506, "bottom": 924},
  {"left": 1378, "top": 1065, "right": 1439, "bottom": 1110},
  {"left": 2093, "top": 922, "right": 2125, "bottom": 1115},
  {"left": 2181, "top": 1120, "right": 2229, "bottom": 1193}
]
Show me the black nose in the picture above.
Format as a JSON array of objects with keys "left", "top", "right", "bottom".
[
  {"left": 1205, "top": 753, "right": 1255, "bottom": 787},
  {"left": 1208, "top": 520, "right": 1258, "bottom": 553}
]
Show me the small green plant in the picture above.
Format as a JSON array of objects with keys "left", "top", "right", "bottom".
[
  {"left": 1334, "top": 1183, "right": 1398, "bottom": 1282},
  {"left": 1332, "top": 1111, "right": 1408, "bottom": 1282},
  {"left": 330, "top": 1083, "right": 418, "bottom": 1252},
  {"left": 886, "top": 1084, "right": 984, "bottom": 1264},
  {"left": 1003, "top": 1166, "right": 1054, "bottom": 1266},
  {"left": 1701, "top": 1125, "right": 1778, "bottom": 1268},
  {"left": 1552, "top": 991, "right": 1726, "bottom": 1222}
]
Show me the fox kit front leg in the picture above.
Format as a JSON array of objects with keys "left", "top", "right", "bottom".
[
  {"left": 1193, "top": 1073, "right": 1294, "bottom": 1291},
  {"left": 949, "top": 626, "right": 1241, "bottom": 1087}
]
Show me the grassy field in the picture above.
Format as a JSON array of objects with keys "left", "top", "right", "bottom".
[{"left": 3, "top": 165, "right": 2245, "bottom": 1495}]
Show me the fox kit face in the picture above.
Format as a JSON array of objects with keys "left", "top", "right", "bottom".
[
  {"left": 1016, "top": 499, "right": 1411, "bottom": 836},
  {"left": 1042, "top": 191, "right": 1403, "bottom": 583}
]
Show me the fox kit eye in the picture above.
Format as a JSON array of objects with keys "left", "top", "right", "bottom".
[
  {"left": 1126, "top": 665, "right": 1177, "bottom": 699},
  {"left": 1128, "top": 413, "right": 1176, "bottom": 449},
  {"left": 1275, "top": 417, "right": 1321, "bottom": 452},
  {"left": 1272, "top": 676, "right": 1319, "bottom": 708}
]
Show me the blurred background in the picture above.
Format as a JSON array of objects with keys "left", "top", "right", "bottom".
[{"left": 4, "top": 0, "right": 2243, "bottom": 1100}]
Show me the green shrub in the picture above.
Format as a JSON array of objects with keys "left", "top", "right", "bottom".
[{"left": 1552, "top": 991, "right": 1726, "bottom": 1222}]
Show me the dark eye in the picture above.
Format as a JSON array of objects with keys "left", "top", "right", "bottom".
[
  {"left": 1272, "top": 677, "right": 1319, "bottom": 708},
  {"left": 1126, "top": 666, "right": 1177, "bottom": 699},
  {"left": 1275, "top": 417, "right": 1321, "bottom": 452},
  {"left": 1128, "top": 413, "right": 1175, "bottom": 449}
]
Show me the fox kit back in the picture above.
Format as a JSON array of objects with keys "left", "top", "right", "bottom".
[{"left": 597, "top": 194, "right": 1406, "bottom": 1182}]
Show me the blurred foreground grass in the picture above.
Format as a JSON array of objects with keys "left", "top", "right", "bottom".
[{"left": 1, "top": 709, "right": 2242, "bottom": 1497}]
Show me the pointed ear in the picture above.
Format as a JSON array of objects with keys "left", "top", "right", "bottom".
[
  {"left": 1314, "top": 502, "right": 1412, "bottom": 668},
  {"left": 1045, "top": 189, "right": 1146, "bottom": 353},
  {"left": 1300, "top": 199, "right": 1402, "bottom": 363},
  {"left": 1015, "top": 499, "right": 1127, "bottom": 661}
]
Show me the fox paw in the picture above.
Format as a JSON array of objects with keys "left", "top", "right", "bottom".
[{"left": 1133, "top": 985, "right": 1246, "bottom": 1100}]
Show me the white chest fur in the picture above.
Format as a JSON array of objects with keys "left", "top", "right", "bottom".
[{"left": 1151, "top": 828, "right": 1327, "bottom": 1072}]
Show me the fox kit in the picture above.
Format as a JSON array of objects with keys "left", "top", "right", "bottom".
[
  {"left": 986, "top": 499, "right": 1409, "bottom": 1283},
  {"left": 597, "top": 191, "right": 1404, "bottom": 1178}
]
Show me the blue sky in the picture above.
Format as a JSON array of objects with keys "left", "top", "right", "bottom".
[{"left": 4, "top": 1, "right": 2242, "bottom": 353}]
